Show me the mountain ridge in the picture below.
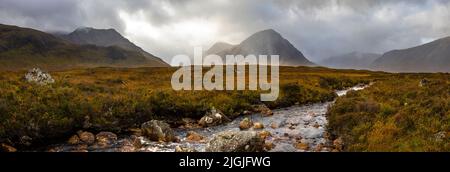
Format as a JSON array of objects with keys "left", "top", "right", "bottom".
[
  {"left": 371, "top": 36, "right": 450, "bottom": 72},
  {"left": 0, "top": 24, "right": 168, "bottom": 71},
  {"left": 212, "top": 29, "right": 315, "bottom": 66}
]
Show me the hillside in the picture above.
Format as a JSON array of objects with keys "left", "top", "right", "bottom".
[
  {"left": 0, "top": 24, "right": 167, "bottom": 71},
  {"left": 371, "top": 37, "right": 450, "bottom": 72}
]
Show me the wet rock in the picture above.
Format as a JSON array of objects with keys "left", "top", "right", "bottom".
[
  {"left": 264, "top": 141, "right": 275, "bottom": 151},
  {"left": 117, "top": 136, "right": 142, "bottom": 152},
  {"left": 24, "top": 68, "right": 55, "bottom": 85},
  {"left": 206, "top": 131, "right": 265, "bottom": 152},
  {"left": 77, "top": 131, "right": 95, "bottom": 145},
  {"left": 0, "top": 143, "right": 17, "bottom": 152},
  {"left": 270, "top": 122, "right": 278, "bottom": 129},
  {"left": 186, "top": 131, "right": 204, "bottom": 142},
  {"left": 95, "top": 132, "right": 118, "bottom": 147},
  {"left": 141, "top": 120, "right": 176, "bottom": 142},
  {"left": 294, "top": 142, "right": 309, "bottom": 150},
  {"left": 199, "top": 107, "right": 230, "bottom": 127},
  {"left": 252, "top": 104, "right": 273, "bottom": 116},
  {"left": 259, "top": 130, "right": 272, "bottom": 140},
  {"left": 175, "top": 146, "right": 197, "bottom": 152},
  {"left": 67, "top": 135, "right": 80, "bottom": 145},
  {"left": 182, "top": 118, "right": 200, "bottom": 129},
  {"left": 253, "top": 122, "right": 264, "bottom": 129},
  {"left": 239, "top": 117, "right": 253, "bottom": 130},
  {"left": 71, "top": 144, "right": 89, "bottom": 152}
]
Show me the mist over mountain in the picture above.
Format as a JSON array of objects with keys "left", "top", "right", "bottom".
[
  {"left": 206, "top": 42, "right": 234, "bottom": 55},
  {"left": 213, "top": 29, "right": 315, "bottom": 66},
  {"left": 57, "top": 27, "right": 168, "bottom": 66},
  {"left": 371, "top": 36, "right": 450, "bottom": 73},
  {"left": 0, "top": 24, "right": 168, "bottom": 71},
  {"left": 319, "top": 52, "right": 381, "bottom": 70}
]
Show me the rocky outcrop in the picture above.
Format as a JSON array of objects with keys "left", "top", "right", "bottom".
[
  {"left": 141, "top": 120, "right": 177, "bottom": 142},
  {"left": 24, "top": 68, "right": 55, "bottom": 85},
  {"left": 205, "top": 131, "right": 265, "bottom": 152}
]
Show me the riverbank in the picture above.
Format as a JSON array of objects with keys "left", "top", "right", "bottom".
[{"left": 0, "top": 66, "right": 374, "bottom": 151}]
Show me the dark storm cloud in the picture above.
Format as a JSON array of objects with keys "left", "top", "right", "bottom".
[{"left": 1, "top": 0, "right": 450, "bottom": 62}]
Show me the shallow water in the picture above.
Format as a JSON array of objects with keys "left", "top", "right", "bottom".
[
  {"left": 138, "top": 84, "right": 368, "bottom": 152},
  {"left": 49, "top": 85, "right": 368, "bottom": 152}
]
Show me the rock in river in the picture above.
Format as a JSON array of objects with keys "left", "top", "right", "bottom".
[
  {"left": 199, "top": 107, "right": 230, "bottom": 127},
  {"left": 253, "top": 122, "right": 264, "bottom": 129},
  {"left": 205, "top": 131, "right": 264, "bottom": 152},
  {"left": 141, "top": 120, "right": 176, "bottom": 142},
  {"left": 77, "top": 131, "right": 95, "bottom": 145},
  {"left": 239, "top": 117, "right": 253, "bottom": 130},
  {"left": 186, "top": 131, "right": 204, "bottom": 142},
  {"left": 95, "top": 132, "right": 118, "bottom": 147}
]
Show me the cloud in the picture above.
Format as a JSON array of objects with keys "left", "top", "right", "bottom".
[{"left": 1, "top": 0, "right": 450, "bottom": 62}]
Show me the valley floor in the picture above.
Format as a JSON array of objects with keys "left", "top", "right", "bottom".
[{"left": 0, "top": 66, "right": 448, "bottom": 152}]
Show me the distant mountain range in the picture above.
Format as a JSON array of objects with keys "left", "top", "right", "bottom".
[
  {"left": 319, "top": 52, "right": 381, "bottom": 70},
  {"left": 0, "top": 24, "right": 168, "bottom": 71},
  {"left": 371, "top": 37, "right": 450, "bottom": 72},
  {"left": 208, "top": 29, "right": 315, "bottom": 66},
  {"left": 1, "top": 23, "right": 449, "bottom": 73}
]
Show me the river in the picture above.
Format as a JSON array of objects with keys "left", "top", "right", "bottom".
[{"left": 48, "top": 84, "right": 368, "bottom": 152}]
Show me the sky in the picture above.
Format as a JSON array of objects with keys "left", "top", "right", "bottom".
[{"left": 1, "top": 0, "right": 450, "bottom": 63}]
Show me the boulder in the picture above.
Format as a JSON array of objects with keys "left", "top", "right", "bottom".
[
  {"left": 77, "top": 131, "right": 95, "bottom": 145},
  {"left": 239, "top": 117, "right": 253, "bottom": 130},
  {"left": 294, "top": 142, "right": 309, "bottom": 150},
  {"left": 186, "top": 131, "right": 204, "bottom": 142},
  {"left": 199, "top": 107, "right": 230, "bottom": 127},
  {"left": 0, "top": 143, "right": 17, "bottom": 152},
  {"left": 252, "top": 104, "right": 273, "bottom": 116},
  {"left": 258, "top": 130, "right": 272, "bottom": 140},
  {"left": 67, "top": 135, "right": 80, "bottom": 145},
  {"left": 24, "top": 68, "right": 55, "bottom": 85},
  {"left": 205, "top": 131, "right": 264, "bottom": 152},
  {"left": 253, "top": 122, "right": 264, "bottom": 129},
  {"left": 141, "top": 120, "right": 176, "bottom": 142},
  {"left": 95, "top": 132, "right": 118, "bottom": 147},
  {"left": 264, "top": 141, "right": 275, "bottom": 151}
]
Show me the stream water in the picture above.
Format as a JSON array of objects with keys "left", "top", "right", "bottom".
[
  {"left": 139, "top": 84, "right": 368, "bottom": 152},
  {"left": 49, "top": 85, "right": 368, "bottom": 152}
]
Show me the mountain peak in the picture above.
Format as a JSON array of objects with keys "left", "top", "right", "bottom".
[{"left": 216, "top": 29, "right": 314, "bottom": 66}]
